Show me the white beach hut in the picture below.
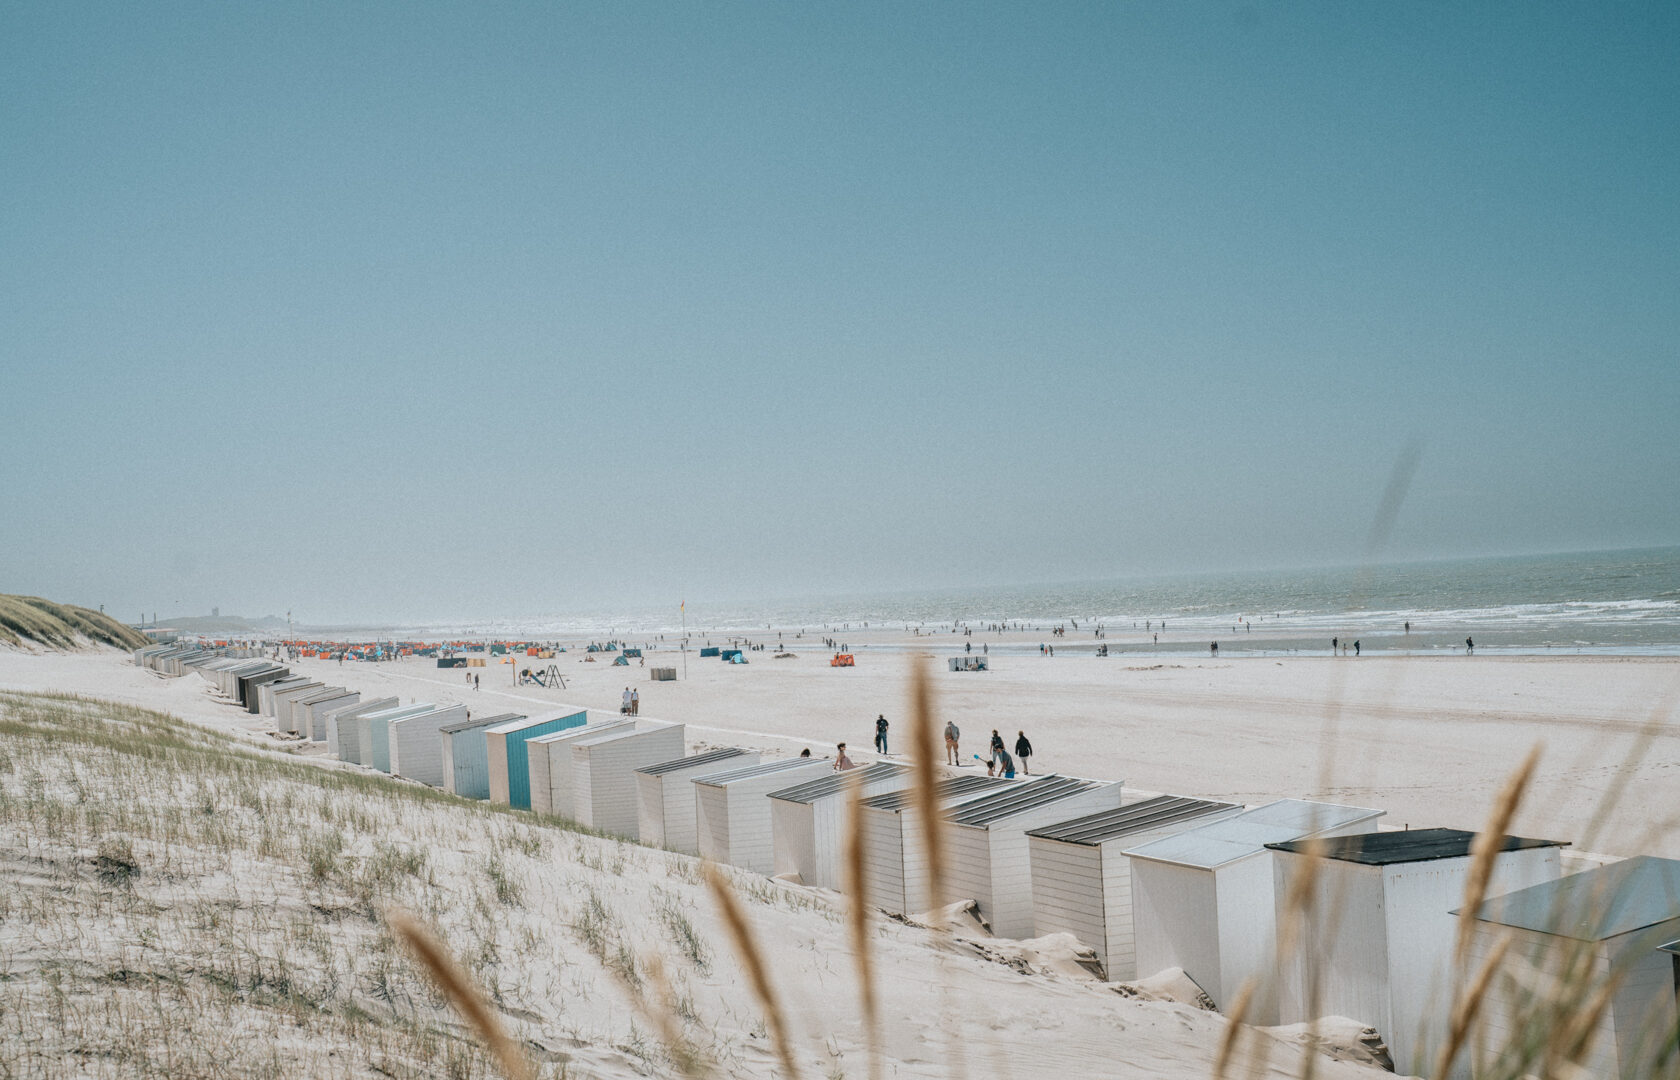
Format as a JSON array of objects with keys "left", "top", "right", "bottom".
[
  {"left": 1126, "top": 798, "right": 1385, "bottom": 1022},
  {"left": 1465, "top": 855, "right": 1680, "bottom": 1080},
  {"left": 300, "top": 689, "right": 359, "bottom": 741},
  {"left": 325, "top": 697, "right": 397, "bottom": 762},
  {"left": 1028, "top": 795, "right": 1244, "bottom": 980},
  {"left": 238, "top": 666, "right": 291, "bottom": 712},
  {"left": 694, "top": 757, "right": 834, "bottom": 874},
  {"left": 441, "top": 713, "right": 523, "bottom": 799},
  {"left": 1268, "top": 828, "right": 1567, "bottom": 1078},
  {"left": 287, "top": 687, "right": 344, "bottom": 738},
  {"left": 636, "top": 748, "right": 757, "bottom": 853},
  {"left": 255, "top": 675, "right": 305, "bottom": 717},
  {"left": 486, "top": 711, "right": 588, "bottom": 809},
  {"left": 939, "top": 775, "right": 1126, "bottom": 939},
  {"left": 768, "top": 762, "right": 912, "bottom": 889},
  {"left": 859, "top": 774, "right": 1018, "bottom": 916},
  {"left": 527, "top": 719, "right": 634, "bottom": 817},
  {"left": 571, "top": 722, "right": 687, "bottom": 839},
  {"left": 387, "top": 704, "right": 469, "bottom": 787},
  {"left": 355, "top": 703, "right": 437, "bottom": 773},
  {"left": 268, "top": 681, "right": 325, "bottom": 733}
]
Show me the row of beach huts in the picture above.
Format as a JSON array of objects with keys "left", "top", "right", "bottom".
[{"left": 141, "top": 645, "right": 1680, "bottom": 1079}]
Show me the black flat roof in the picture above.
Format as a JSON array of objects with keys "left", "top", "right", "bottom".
[{"left": 1268, "top": 827, "right": 1565, "bottom": 866}]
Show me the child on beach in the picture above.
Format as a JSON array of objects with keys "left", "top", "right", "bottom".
[{"left": 833, "top": 743, "right": 856, "bottom": 771}]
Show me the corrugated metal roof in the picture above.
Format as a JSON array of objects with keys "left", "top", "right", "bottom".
[
  {"left": 1269, "top": 828, "right": 1566, "bottom": 866},
  {"left": 1468, "top": 855, "right": 1680, "bottom": 941},
  {"left": 947, "top": 776, "right": 1106, "bottom": 827},
  {"left": 1027, "top": 795, "right": 1242, "bottom": 845},
  {"left": 637, "top": 747, "right": 749, "bottom": 776},
  {"left": 694, "top": 757, "right": 829, "bottom": 787},
  {"left": 529, "top": 720, "right": 632, "bottom": 745},
  {"left": 1659, "top": 938, "right": 1679, "bottom": 956},
  {"left": 767, "top": 762, "right": 909, "bottom": 804},
  {"left": 1124, "top": 799, "right": 1385, "bottom": 869},
  {"left": 487, "top": 710, "right": 584, "bottom": 734},
  {"left": 864, "top": 774, "right": 1013, "bottom": 812},
  {"left": 441, "top": 712, "right": 524, "bottom": 735},
  {"left": 298, "top": 688, "right": 353, "bottom": 704}
]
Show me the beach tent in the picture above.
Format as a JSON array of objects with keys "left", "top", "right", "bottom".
[
  {"left": 1125, "top": 798, "right": 1385, "bottom": 1022},
  {"left": 354, "top": 703, "right": 438, "bottom": 773},
  {"left": 325, "top": 697, "right": 397, "bottom": 761},
  {"left": 441, "top": 713, "right": 524, "bottom": 799},
  {"left": 939, "top": 776, "right": 1126, "bottom": 939},
  {"left": 487, "top": 711, "right": 589, "bottom": 808},
  {"left": 387, "top": 704, "right": 469, "bottom": 787},
  {"left": 719, "top": 649, "right": 742, "bottom": 662},
  {"left": 1268, "top": 828, "right": 1566, "bottom": 1078},
  {"left": 1464, "top": 855, "right": 1680, "bottom": 1079},
  {"left": 1027, "top": 795, "right": 1244, "bottom": 981},
  {"left": 527, "top": 719, "right": 635, "bottom": 817},
  {"left": 769, "top": 763, "right": 913, "bottom": 889},
  {"left": 299, "top": 688, "right": 359, "bottom": 741},
  {"left": 699, "top": 647, "right": 720, "bottom": 658},
  {"left": 570, "top": 723, "right": 687, "bottom": 839},
  {"left": 636, "top": 748, "right": 757, "bottom": 853},
  {"left": 694, "top": 757, "right": 834, "bottom": 873},
  {"left": 860, "top": 775, "right": 1019, "bottom": 916}
]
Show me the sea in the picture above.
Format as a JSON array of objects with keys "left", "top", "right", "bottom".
[{"left": 395, "top": 546, "right": 1680, "bottom": 658}]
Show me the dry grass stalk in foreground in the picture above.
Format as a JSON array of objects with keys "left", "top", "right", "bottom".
[
  {"left": 844, "top": 774, "right": 883, "bottom": 1080},
  {"left": 703, "top": 861, "right": 804, "bottom": 1080},
  {"left": 1432, "top": 934, "right": 1510, "bottom": 1080},
  {"left": 908, "top": 658, "right": 946, "bottom": 931},
  {"left": 1212, "top": 979, "right": 1256, "bottom": 1080},
  {"left": 387, "top": 908, "right": 535, "bottom": 1080},
  {"left": 1454, "top": 743, "right": 1541, "bottom": 969}
]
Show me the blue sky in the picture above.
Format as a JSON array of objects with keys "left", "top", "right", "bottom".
[{"left": 2, "top": 2, "right": 1676, "bottom": 623}]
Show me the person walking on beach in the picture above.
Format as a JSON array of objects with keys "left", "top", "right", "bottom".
[
  {"left": 1210, "top": 641, "right": 1218, "bottom": 656},
  {"left": 474, "top": 673, "right": 480, "bottom": 690},
  {"left": 1331, "top": 637, "right": 1338, "bottom": 655},
  {"left": 621, "top": 687, "right": 632, "bottom": 714},
  {"left": 989, "top": 729, "right": 1005, "bottom": 765},
  {"left": 1466, "top": 637, "right": 1474, "bottom": 654},
  {"left": 944, "top": 720, "right": 960, "bottom": 764},
  {"left": 1014, "top": 731, "right": 1033, "bottom": 775},
  {"left": 630, "top": 688, "right": 639, "bottom": 715},
  {"left": 833, "top": 743, "right": 856, "bottom": 771},
  {"left": 1353, "top": 641, "right": 1360, "bottom": 657},
  {"left": 874, "top": 714, "right": 889, "bottom": 755}
]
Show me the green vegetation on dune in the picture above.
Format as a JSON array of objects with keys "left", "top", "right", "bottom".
[{"left": 0, "top": 594, "right": 150, "bottom": 650}]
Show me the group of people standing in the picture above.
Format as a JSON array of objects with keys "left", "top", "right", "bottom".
[
  {"left": 619, "top": 686, "right": 639, "bottom": 714},
  {"left": 830, "top": 716, "right": 1034, "bottom": 780}
]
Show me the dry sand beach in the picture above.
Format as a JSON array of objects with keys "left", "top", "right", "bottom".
[
  {"left": 313, "top": 644, "right": 1680, "bottom": 860},
  {"left": 0, "top": 644, "right": 1401, "bottom": 1080},
  {"left": 5, "top": 643, "right": 1676, "bottom": 859}
]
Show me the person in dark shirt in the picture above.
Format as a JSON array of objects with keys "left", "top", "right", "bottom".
[
  {"left": 1014, "top": 731, "right": 1033, "bottom": 775},
  {"left": 874, "top": 714, "right": 889, "bottom": 755}
]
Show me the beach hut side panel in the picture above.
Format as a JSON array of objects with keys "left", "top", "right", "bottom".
[
  {"left": 1132, "top": 858, "right": 1223, "bottom": 1004},
  {"left": 861, "top": 807, "right": 908, "bottom": 913},
  {"left": 577, "top": 726, "right": 685, "bottom": 838},
  {"left": 1027, "top": 837, "right": 1108, "bottom": 969},
  {"left": 771, "top": 799, "right": 816, "bottom": 882}
]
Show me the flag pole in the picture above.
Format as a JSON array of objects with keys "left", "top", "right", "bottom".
[{"left": 681, "top": 599, "right": 687, "bottom": 680}]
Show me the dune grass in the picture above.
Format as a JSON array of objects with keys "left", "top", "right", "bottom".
[{"left": 0, "top": 594, "right": 150, "bottom": 651}]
